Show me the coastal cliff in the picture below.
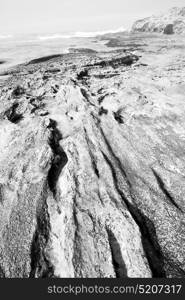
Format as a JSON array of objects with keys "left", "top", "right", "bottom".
[
  {"left": 0, "top": 34, "right": 185, "bottom": 278},
  {"left": 132, "top": 7, "right": 185, "bottom": 34}
]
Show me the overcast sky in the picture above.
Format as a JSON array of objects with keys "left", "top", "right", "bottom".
[{"left": 0, "top": 0, "right": 185, "bottom": 34}]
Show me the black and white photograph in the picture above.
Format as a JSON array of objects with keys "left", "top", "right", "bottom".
[{"left": 0, "top": 0, "right": 185, "bottom": 296}]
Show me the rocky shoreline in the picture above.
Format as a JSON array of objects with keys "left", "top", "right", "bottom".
[{"left": 0, "top": 33, "right": 185, "bottom": 277}]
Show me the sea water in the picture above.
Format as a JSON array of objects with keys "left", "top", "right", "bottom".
[{"left": 0, "top": 28, "right": 125, "bottom": 71}]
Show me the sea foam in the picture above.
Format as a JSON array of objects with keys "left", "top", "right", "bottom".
[
  {"left": 38, "top": 27, "right": 126, "bottom": 40},
  {"left": 0, "top": 35, "right": 13, "bottom": 39}
]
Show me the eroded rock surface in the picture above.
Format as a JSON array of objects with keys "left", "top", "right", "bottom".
[
  {"left": 0, "top": 35, "right": 185, "bottom": 278},
  {"left": 132, "top": 7, "right": 185, "bottom": 34}
]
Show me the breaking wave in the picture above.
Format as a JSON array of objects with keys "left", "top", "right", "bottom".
[
  {"left": 0, "top": 34, "right": 13, "bottom": 39},
  {"left": 38, "top": 27, "right": 126, "bottom": 40}
]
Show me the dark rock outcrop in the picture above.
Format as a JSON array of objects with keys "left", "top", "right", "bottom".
[{"left": 164, "top": 24, "right": 174, "bottom": 34}]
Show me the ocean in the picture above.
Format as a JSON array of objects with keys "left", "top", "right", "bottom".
[{"left": 0, "top": 27, "right": 125, "bottom": 71}]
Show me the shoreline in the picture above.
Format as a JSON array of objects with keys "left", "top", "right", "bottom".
[{"left": 0, "top": 31, "right": 179, "bottom": 75}]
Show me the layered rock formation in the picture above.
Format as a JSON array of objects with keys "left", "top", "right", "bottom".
[
  {"left": 132, "top": 7, "right": 185, "bottom": 34},
  {"left": 0, "top": 34, "right": 185, "bottom": 278}
]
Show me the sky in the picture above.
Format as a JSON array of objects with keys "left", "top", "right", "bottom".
[{"left": 0, "top": 0, "right": 185, "bottom": 35}]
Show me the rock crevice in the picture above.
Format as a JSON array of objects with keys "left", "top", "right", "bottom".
[{"left": 0, "top": 43, "right": 185, "bottom": 277}]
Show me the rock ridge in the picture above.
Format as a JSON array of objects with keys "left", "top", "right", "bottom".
[{"left": 0, "top": 41, "right": 185, "bottom": 277}]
